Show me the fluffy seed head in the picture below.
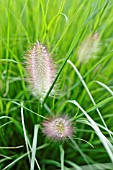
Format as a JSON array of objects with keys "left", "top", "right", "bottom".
[
  {"left": 42, "top": 115, "right": 73, "bottom": 140},
  {"left": 77, "top": 32, "right": 100, "bottom": 63},
  {"left": 25, "top": 41, "right": 56, "bottom": 100}
]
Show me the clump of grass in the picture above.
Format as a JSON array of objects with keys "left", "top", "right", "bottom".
[{"left": 1, "top": 0, "right": 113, "bottom": 170}]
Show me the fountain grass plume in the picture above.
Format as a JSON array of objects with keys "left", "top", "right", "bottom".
[
  {"left": 77, "top": 32, "right": 100, "bottom": 63},
  {"left": 25, "top": 41, "right": 56, "bottom": 101},
  {"left": 42, "top": 115, "right": 74, "bottom": 141}
]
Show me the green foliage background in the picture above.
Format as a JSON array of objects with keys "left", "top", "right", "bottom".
[{"left": 0, "top": 0, "right": 113, "bottom": 169}]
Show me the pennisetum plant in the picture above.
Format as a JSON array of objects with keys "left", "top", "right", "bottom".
[
  {"left": 77, "top": 32, "right": 100, "bottom": 63},
  {"left": 42, "top": 115, "right": 74, "bottom": 141},
  {"left": 24, "top": 40, "right": 74, "bottom": 142},
  {"left": 25, "top": 41, "right": 56, "bottom": 102}
]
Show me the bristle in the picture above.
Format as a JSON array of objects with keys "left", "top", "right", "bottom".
[
  {"left": 25, "top": 41, "right": 56, "bottom": 100},
  {"left": 77, "top": 32, "right": 100, "bottom": 63},
  {"left": 42, "top": 115, "right": 73, "bottom": 140}
]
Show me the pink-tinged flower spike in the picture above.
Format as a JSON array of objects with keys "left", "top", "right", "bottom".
[
  {"left": 25, "top": 41, "right": 56, "bottom": 101},
  {"left": 42, "top": 115, "right": 73, "bottom": 140},
  {"left": 77, "top": 32, "right": 100, "bottom": 63}
]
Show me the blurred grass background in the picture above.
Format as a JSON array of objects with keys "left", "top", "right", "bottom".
[{"left": 1, "top": 0, "right": 113, "bottom": 169}]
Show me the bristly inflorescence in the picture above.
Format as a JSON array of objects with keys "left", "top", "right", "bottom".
[
  {"left": 25, "top": 41, "right": 56, "bottom": 101},
  {"left": 77, "top": 32, "right": 100, "bottom": 63},
  {"left": 42, "top": 115, "right": 73, "bottom": 141}
]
